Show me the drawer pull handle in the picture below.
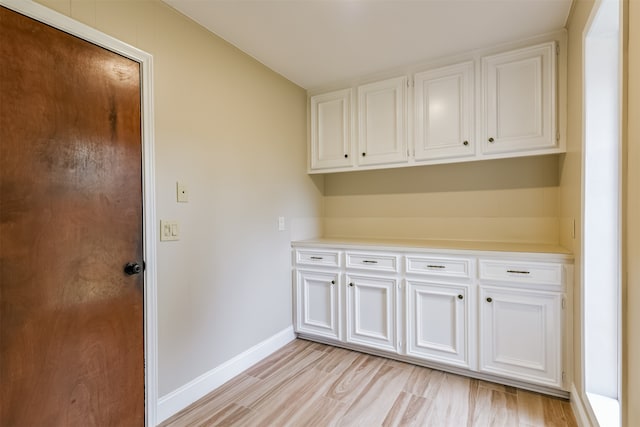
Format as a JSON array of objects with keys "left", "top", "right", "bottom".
[
  {"left": 331, "top": 280, "right": 335, "bottom": 285},
  {"left": 427, "top": 265, "right": 445, "bottom": 269},
  {"left": 507, "top": 270, "right": 530, "bottom": 274},
  {"left": 486, "top": 297, "right": 493, "bottom": 303},
  {"left": 362, "top": 260, "right": 378, "bottom": 264},
  {"left": 310, "top": 256, "right": 324, "bottom": 260},
  {"left": 349, "top": 283, "right": 354, "bottom": 287},
  {"left": 458, "top": 294, "right": 464, "bottom": 300}
]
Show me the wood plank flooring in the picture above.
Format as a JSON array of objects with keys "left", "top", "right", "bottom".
[{"left": 160, "top": 339, "right": 578, "bottom": 427}]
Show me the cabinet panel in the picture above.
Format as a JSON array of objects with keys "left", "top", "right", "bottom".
[
  {"left": 296, "top": 270, "right": 341, "bottom": 341},
  {"left": 310, "top": 89, "right": 353, "bottom": 170},
  {"left": 296, "top": 249, "right": 341, "bottom": 268},
  {"left": 346, "top": 251, "right": 399, "bottom": 273},
  {"left": 406, "top": 280, "right": 470, "bottom": 368},
  {"left": 357, "top": 76, "right": 408, "bottom": 166},
  {"left": 482, "top": 42, "right": 556, "bottom": 154},
  {"left": 414, "top": 62, "right": 475, "bottom": 161},
  {"left": 479, "top": 286, "right": 562, "bottom": 388},
  {"left": 479, "top": 259, "right": 563, "bottom": 288},
  {"left": 346, "top": 274, "right": 398, "bottom": 352},
  {"left": 406, "top": 254, "right": 473, "bottom": 279}
]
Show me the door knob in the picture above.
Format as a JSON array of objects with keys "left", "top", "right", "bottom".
[{"left": 124, "top": 262, "right": 142, "bottom": 275}]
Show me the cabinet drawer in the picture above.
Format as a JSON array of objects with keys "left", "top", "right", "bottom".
[
  {"left": 346, "top": 252, "right": 399, "bottom": 273},
  {"left": 406, "top": 255, "right": 473, "bottom": 279},
  {"left": 296, "top": 249, "right": 341, "bottom": 268},
  {"left": 479, "top": 259, "right": 563, "bottom": 287}
]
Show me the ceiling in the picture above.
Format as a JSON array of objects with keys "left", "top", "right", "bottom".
[{"left": 162, "top": 0, "right": 573, "bottom": 90}]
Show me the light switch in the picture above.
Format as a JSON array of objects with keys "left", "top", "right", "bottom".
[
  {"left": 177, "top": 182, "right": 188, "bottom": 203},
  {"left": 278, "top": 216, "right": 285, "bottom": 231},
  {"left": 160, "top": 220, "right": 179, "bottom": 241}
]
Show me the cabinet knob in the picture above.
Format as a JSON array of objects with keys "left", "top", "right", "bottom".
[
  {"left": 362, "top": 152, "right": 366, "bottom": 157},
  {"left": 349, "top": 283, "right": 354, "bottom": 287},
  {"left": 344, "top": 154, "right": 348, "bottom": 158},
  {"left": 458, "top": 294, "right": 464, "bottom": 300},
  {"left": 488, "top": 137, "right": 495, "bottom": 143},
  {"left": 331, "top": 280, "right": 335, "bottom": 285},
  {"left": 486, "top": 297, "right": 493, "bottom": 303},
  {"left": 463, "top": 141, "right": 469, "bottom": 146}
]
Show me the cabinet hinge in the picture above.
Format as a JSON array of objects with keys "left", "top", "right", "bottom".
[
  {"left": 555, "top": 41, "right": 560, "bottom": 55},
  {"left": 562, "top": 298, "right": 566, "bottom": 309},
  {"left": 398, "top": 340, "right": 402, "bottom": 349},
  {"left": 556, "top": 132, "right": 560, "bottom": 142},
  {"left": 562, "top": 371, "right": 566, "bottom": 383}
]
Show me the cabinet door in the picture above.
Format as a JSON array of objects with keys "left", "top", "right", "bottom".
[
  {"left": 346, "top": 274, "right": 398, "bottom": 352},
  {"left": 482, "top": 42, "right": 557, "bottom": 154},
  {"left": 414, "top": 62, "right": 475, "bottom": 161},
  {"left": 406, "top": 280, "right": 470, "bottom": 368},
  {"left": 295, "top": 270, "right": 341, "bottom": 341},
  {"left": 406, "top": 280, "right": 469, "bottom": 368},
  {"left": 310, "top": 89, "right": 353, "bottom": 170},
  {"left": 357, "top": 76, "right": 408, "bottom": 166},
  {"left": 479, "top": 286, "right": 563, "bottom": 388}
]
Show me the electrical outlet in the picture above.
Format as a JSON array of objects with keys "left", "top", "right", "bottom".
[{"left": 160, "top": 220, "right": 179, "bottom": 241}]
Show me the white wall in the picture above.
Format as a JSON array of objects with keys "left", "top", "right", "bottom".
[{"left": 33, "top": 0, "right": 323, "bottom": 398}]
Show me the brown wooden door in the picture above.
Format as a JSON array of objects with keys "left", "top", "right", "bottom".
[{"left": 0, "top": 6, "right": 145, "bottom": 426}]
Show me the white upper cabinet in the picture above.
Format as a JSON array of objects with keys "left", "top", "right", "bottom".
[
  {"left": 481, "top": 42, "right": 557, "bottom": 154},
  {"left": 357, "top": 76, "right": 408, "bottom": 166},
  {"left": 309, "top": 88, "right": 353, "bottom": 170},
  {"left": 307, "top": 39, "right": 563, "bottom": 173},
  {"left": 414, "top": 62, "right": 475, "bottom": 161}
]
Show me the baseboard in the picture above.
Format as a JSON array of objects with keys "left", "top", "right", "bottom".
[
  {"left": 156, "top": 326, "right": 296, "bottom": 424},
  {"left": 570, "top": 383, "right": 592, "bottom": 427}
]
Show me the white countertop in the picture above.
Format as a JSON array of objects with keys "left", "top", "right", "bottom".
[{"left": 292, "top": 237, "right": 573, "bottom": 260}]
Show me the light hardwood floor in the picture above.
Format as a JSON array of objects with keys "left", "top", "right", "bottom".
[{"left": 160, "top": 339, "right": 578, "bottom": 427}]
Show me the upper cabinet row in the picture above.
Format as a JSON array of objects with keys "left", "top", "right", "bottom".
[{"left": 308, "top": 41, "right": 560, "bottom": 173}]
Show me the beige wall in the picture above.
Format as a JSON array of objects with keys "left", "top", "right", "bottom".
[
  {"left": 324, "top": 156, "right": 561, "bottom": 244},
  {"left": 625, "top": 0, "right": 640, "bottom": 424},
  {"left": 33, "top": 0, "right": 323, "bottom": 397}
]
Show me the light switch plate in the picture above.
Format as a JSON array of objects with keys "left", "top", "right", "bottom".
[
  {"left": 177, "top": 182, "right": 188, "bottom": 202},
  {"left": 160, "top": 220, "right": 179, "bottom": 241},
  {"left": 278, "top": 216, "right": 285, "bottom": 231}
]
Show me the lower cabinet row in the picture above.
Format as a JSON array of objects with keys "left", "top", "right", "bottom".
[{"left": 294, "top": 269, "right": 565, "bottom": 393}]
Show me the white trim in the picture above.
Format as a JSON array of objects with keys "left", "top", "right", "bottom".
[
  {"left": 157, "top": 326, "right": 296, "bottom": 424},
  {"left": 571, "top": 383, "right": 593, "bottom": 427},
  {"left": 0, "top": 1, "right": 159, "bottom": 425},
  {"left": 581, "top": 2, "right": 623, "bottom": 427}
]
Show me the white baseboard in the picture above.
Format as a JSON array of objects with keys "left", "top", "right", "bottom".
[
  {"left": 156, "top": 326, "right": 296, "bottom": 424},
  {"left": 570, "top": 383, "right": 593, "bottom": 427}
]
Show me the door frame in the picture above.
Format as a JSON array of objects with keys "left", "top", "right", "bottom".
[{"left": 0, "top": 0, "right": 159, "bottom": 424}]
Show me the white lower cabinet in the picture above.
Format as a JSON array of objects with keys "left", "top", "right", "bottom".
[
  {"left": 345, "top": 274, "right": 398, "bottom": 353},
  {"left": 292, "top": 244, "right": 571, "bottom": 396},
  {"left": 295, "top": 270, "right": 341, "bottom": 341},
  {"left": 406, "top": 280, "right": 470, "bottom": 368},
  {"left": 478, "top": 286, "right": 563, "bottom": 388}
]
